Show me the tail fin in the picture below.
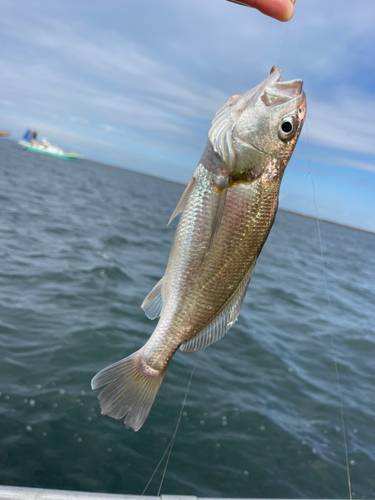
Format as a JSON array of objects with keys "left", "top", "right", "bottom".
[{"left": 91, "top": 349, "right": 165, "bottom": 432}]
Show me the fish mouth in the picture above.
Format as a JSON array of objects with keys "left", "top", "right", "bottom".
[
  {"left": 260, "top": 69, "right": 303, "bottom": 107},
  {"left": 232, "top": 69, "right": 305, "bottom": 155},
  {"left": 241, "top": 68, "right": 304, "bottom": 109},
  {"left": 261, "top": 79, "right": 303, "bottom": 107}
]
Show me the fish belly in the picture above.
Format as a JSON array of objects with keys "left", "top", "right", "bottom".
[{"left": 145, "top": 164, "right": 281, "bottom": 362}]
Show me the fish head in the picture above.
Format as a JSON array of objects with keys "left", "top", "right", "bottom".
[{"left": 208, "top": 69, "right": 306, "bottom": 179}]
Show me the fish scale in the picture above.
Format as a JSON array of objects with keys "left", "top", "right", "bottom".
[{"left": 92, "top": 68, "right": 306, "bottom": 431}]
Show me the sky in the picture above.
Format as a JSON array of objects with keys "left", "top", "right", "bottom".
[{"left": 1, "top": 0, "right": 375, "bottom": 231}]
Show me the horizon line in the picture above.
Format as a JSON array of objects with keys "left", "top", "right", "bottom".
[{"left": 85, "top": 156, "right": 375, "bottom": 236}]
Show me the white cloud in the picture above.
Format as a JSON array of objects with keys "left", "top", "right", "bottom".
[
  {"left": 69, "top": 116, "right": 88, "bottom": 124},
  {"left": 295, "top": 153, "right": 375, "bottom": 175},
  {"left": 4, "top": 114, "right": 115, "bottom": 151},
  {"left": 1, "top": 15, "right": 228, "bottom": 118},
  {"left": 102, "top": 125, "right": 115, "bottom": 132},
  {"left": 1, "top": 0, "right": 375, "bottom": 177},
  {"left": 305, "top": 95, "right": 375, "bottom": 156},
  {"left": 331, "top": 157, "right": 375, "bottom": 174}
]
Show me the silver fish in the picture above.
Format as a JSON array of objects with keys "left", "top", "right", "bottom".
[{"left": 91, "top": 68, "right": 306, "bottom": 431}]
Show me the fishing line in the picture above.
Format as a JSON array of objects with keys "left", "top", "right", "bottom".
[
  {"left": 305, "top": 119, "right": 352, "bottom": 500},
  {"left": 157, "top": 366, "right": 195, "bottom": 496},
  {"left": 145, "top": 15, "right": 287, "bottom": 489},
  {"left": 141, "top": 365, "right": 196, "bottom": 497},
  {"left": 276, "top": 19, "right": 291, "bottom": 69}
]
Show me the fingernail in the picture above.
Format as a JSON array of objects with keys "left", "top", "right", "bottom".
[
  {"left": 226, "top": 0, "right": 252, "bottom": 7},
  {"left": 283, "top": 0, "right": 294, "bottom": 21}
]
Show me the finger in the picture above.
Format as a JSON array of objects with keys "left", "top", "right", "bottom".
[{"left": 227, "top": 0, "right": 295, "bottom": 22}]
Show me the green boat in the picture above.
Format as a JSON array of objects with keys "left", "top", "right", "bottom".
[
  {"left": 24, "top": 144, "right": 82, "bottom": 161},
  {"left": 19, "top": 131, "right": 82, "bottom": 161}
]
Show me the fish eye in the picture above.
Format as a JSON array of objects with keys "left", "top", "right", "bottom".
[{"left": 278, "top": 116, "right": 298, "bottom": 141}]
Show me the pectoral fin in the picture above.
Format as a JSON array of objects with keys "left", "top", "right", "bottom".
[
  {"left": 168, "top": 177, "right": 195, "bottom": 226},
  {"left": 203, "top": 177, "right": 229, "bottom": 260},
  {"left": 180, "top": 261, "right": 255, "bottom": 353}
]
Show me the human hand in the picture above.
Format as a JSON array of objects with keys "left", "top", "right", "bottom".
[{"left": 227, "top": 0, "right": 295, "bottom": 22}]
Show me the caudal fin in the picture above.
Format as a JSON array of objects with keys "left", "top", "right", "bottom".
[{"left": 91, "top": 349, "right": 165, "bottom": 432}]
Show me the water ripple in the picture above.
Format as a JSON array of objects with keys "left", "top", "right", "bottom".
[{"left": 0, "top": 140, "right": 374, "bottom": 498}]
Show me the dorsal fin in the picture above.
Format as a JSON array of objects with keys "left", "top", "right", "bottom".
[
  {"left": 141, "top": 277, "right": 163, "bottom": 320},
  {"left": 180, "top": 262, "right": 255, "bottom": 353}
]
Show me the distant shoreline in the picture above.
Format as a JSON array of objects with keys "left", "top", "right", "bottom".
[
  {"left": 86, "top": 156, "right": 375, "bottom": 236},
  {"left": 277, "top": 209, "right": 375, "bottom": 236},
  {"left": 86, "top": 157, "right": 185, "bottom": 187},
  {"left": 5, "top": 139, "right": 373, "bottom": 235}
]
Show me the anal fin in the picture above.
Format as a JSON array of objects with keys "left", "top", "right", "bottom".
[
  {"left": 180, "top": 262, "right": 255, "bottom": 353},
  {"left": 141, "top": 277, "right": 163, "bottom": 320}
]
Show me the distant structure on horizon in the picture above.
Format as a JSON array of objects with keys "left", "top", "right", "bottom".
[{"left": 18, "top": 129, "right": 82, "bottom": 161}]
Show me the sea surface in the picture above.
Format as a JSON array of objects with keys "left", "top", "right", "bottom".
[{"left": 0, "top": 139, "right": 374, "bottom": 499}]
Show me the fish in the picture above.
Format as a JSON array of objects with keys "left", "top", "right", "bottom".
[{"left": 91, "top": 68, "right": 306, "bottom": 432}]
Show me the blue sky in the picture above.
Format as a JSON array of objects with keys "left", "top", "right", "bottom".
[{"left": 1, "top": 0, "right": 375, "bottom": 231}]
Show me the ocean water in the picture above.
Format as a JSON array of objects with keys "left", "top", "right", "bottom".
[{"left": 0, "top": 139, "right": 374, "bottom": 498}]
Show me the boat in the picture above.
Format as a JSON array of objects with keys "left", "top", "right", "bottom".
[
  {"left": 0, "top": 131, "right": 10, "bottom": 137},
  {"left": 18, "top": 129, "right": 36, "bottom": 147},
  {"left": 19, "top": 130, "right": 82, "bottom": 161},
  {"left": 1, "top": 485, "right": 343, "bottom": 500},
  {"left": 23, "top": 141, "right": 82, "bottom": 161}
]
